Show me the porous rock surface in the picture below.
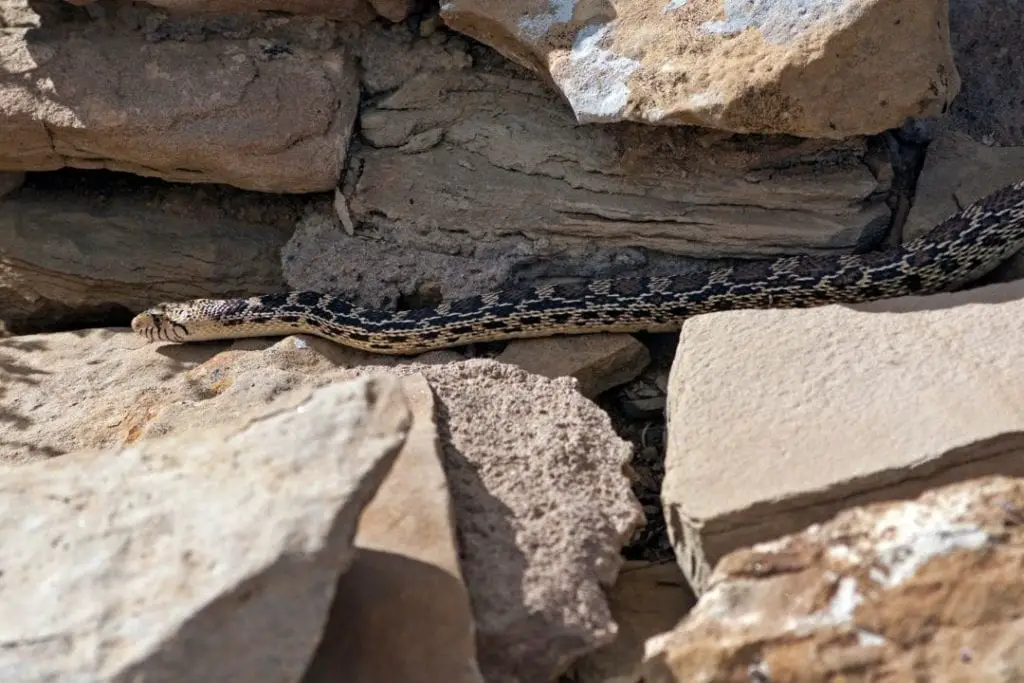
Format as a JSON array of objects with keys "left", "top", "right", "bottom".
[
  {"left": 644, "top": 476, "right": 1024, "bottom": 682},
  {"left": 663, "top": 277, "right": 1024, "bottom": 593},
  {"left": 441, "top": 0, "right": 959, "bottom": 137},
  {"left": 0, "top": 376, "right": 410, "bottom": 683},
  {"left": 0, "top": 330, "right": 643, "bottom": 683}
]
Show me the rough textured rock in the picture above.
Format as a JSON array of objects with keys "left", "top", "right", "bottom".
[
  {"left": 407, "top": 360, "right": 643, "bottom": 682},
  {"left": 0, "top": 377, "right": 410, "bottom": 683},
  {"left": 496, "top": 334, "right": 651, "bottom": 399},
  {"left": 644, "top": 476, "right": 1024, "bottom": 683},
  {"left": 663, "top": 278, "right": 1024, "bottom": 594},
  {"left": 573, "top": 561, "right": 694, "bottom": 683},
  {"left": 0, "top": 174, "right": 298, "bottom": 333},
  {"left": 0, "top": 330, "right": 642, "bottom": 682},
  {"left": 303, "top": 374, "right": 484, "bottom": 683},
  {"left": 440, "top": 0, "right": 959, "bottom": 138},
  {"left": 0, "top": 1, "right": 359, "bottom": 193},
  {"left": 947, "top": 0, "right": 1024, "bottom": 146}
]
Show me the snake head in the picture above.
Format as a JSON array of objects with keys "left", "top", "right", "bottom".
[{"left": 131, "top": 303, "right": 190, "bottom": 342}]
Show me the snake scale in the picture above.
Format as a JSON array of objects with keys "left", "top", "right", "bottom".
[{"left": 132, "top": 180, "right": 1024, "bottom": 355}]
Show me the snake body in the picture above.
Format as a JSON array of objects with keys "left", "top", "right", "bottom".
[{"left": 132, "top": 180, "right": 1024, "bottom": 355}]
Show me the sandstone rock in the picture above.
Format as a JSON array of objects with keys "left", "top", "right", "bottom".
[
  {"left": 344, "top": 48, "right": 891, "bottom": 275},
  {"left": 0, "top": 1, "right": 359, "bottom": 192},
  {"left": 0, "top": 377, "right": 410, "bottom": 683},
  {"left": 0, "top": 176, "right": 295, "bottom": 334},
  {"left": 440, "top": 0, "right": 959, "bottom": 138},
  {"left": 573, "top": 561, "right": 694, "bottom": 683},
  {"left": 644, "top": 476, "right": 1024, "bottom": 683},
  {"left": 303, "top": 374, "right": 484, "bottom": 683},
  {"left": 663, "top": 278, "right": 1024, "bottom": 594},
  {"left": 0, "top": 330, "right": 643, "bottom": 682},
  {"left": 496, "top": 334, "right": 650, "bottom": 398}
]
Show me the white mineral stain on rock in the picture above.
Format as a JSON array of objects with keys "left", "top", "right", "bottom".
[
  {"left": 868, "top": 494, "right": 989, "bottom": 587},
  {"left": 702, "top": 0, "right": 854, "bottom": 45},
  {"left": 518, "top": 0, "right": 577, "bottom": 40},
  {"left": 560, "top": 23, "right": 640, "bottom": 122}
]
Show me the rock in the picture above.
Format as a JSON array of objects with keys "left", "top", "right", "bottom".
[
  {"left": 0, "top": 172, "right": 23, "bottom": 198},
  {"left": 643, "top": 476, "right": 1024, "bottom": 682},
  {"left": 0, "top": 1, "right": 359, "bottom": 193},
  {"left": 572, "top": 561, "right": 695, "bottom": 683},
  {"left": 401, "top": 360, "right": 644, "bottom": 682},
  {"left": 326, "top": 29, "right": 892, "bottom": 316},
  {"left": 440, "top": 0, "right": 959, "bottom": 138},
  {"left": 0, "top": 175, "right": 295, "bottom": 334},
  {"left": 902, "top": 130, "right": 1024, "bottom": 283},
  {"left": 303, "top": 374, "right": 484, "bottom": 683},
  {"left": 345, "top": 45, "right": 891, "bottom": 275},
  {"left": 369, "top": 0, "right": 416, "bottom": 22},
  {"left": 61, "top": 0, "right": 380, "bottom": 20},
  {"left": 662, "top": 278, "right": 1024, "bottom": 594},
  {"left": 0, "top": 376, "right": 410, "bottom": 683},
  {"left": 948, "top": 0, "right": 1024, "bottom": 146},
  {"left": 496, "top": 334, "right": 650, "bottom": 398},
  {"left": 0, "top": 330, "right": 643, "bottom": 682}
]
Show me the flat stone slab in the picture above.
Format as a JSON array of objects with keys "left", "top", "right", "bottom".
[{"left": 663, "top": 278, "right": 1024, "bottom": 593}]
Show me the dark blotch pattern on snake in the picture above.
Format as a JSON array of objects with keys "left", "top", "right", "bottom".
[{"left": 131, "top": 180, "right": 1024, "bottom": 355}]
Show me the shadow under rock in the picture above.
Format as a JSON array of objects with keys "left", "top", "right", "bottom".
[
  {"left": 843, "top": 274, "right": 1024, "bottom": 315},
  {"left": 429, "top": 396, "right": 535, "bottom": 683},
  {"left": 302, "top": 549, "right": 480, "bottom": 683},
  {"left": 0, "top": 337, "right": 53, "bottom": 457},
  {"left": 699, "top": 430, "right": 1024, "bottom": 569}
]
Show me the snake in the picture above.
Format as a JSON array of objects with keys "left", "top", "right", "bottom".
[{"left": 131, "top": 179, "right": 1024, "bottom": 355}]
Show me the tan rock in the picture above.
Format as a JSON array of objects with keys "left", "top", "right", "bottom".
[
  {"left": 303, "top": 374, "right": 484, "bottom": 683},
  {"left": 663, "top": 277, "right": 1024, "bottom": 594},
  {"left": 496, "top": 334, "right": 650, "bottom": 398},
  {"left": 0, "top": 330, "right": 643, "bottom": 682},
  {"left": 644, "top": 476, "right": 1024, "bottom": 683},
  {"left": 440, "top": 0, "right": 959, "bottom": 138},
  {"left": 573, "top": 561, "right": 694, "bottom": 683},
  {"left": 0, "top": 1, "right": 359, "bottom": 192},
  {"left": 344, "top": 50, "right": 891, "bottom": 271},
  {"left": 0, "top": 377, "right": 409, "bottom": 682}
]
